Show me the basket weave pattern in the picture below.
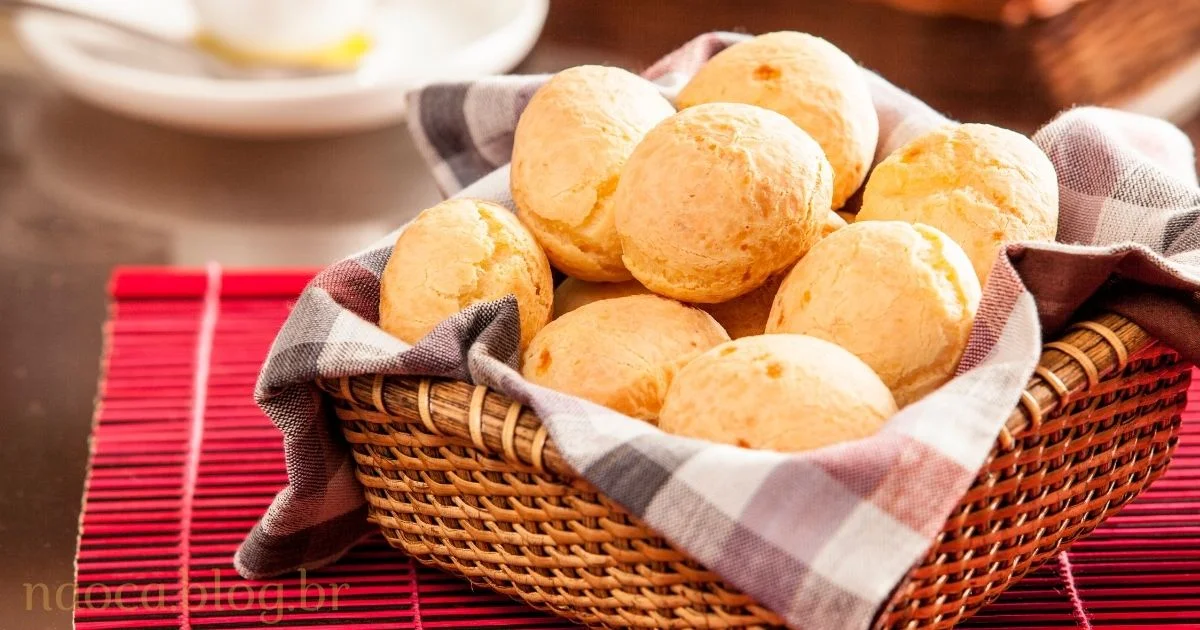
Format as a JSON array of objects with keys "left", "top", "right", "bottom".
[{"left": 319, "top": 313, "right": 1191, "bottom": 629}]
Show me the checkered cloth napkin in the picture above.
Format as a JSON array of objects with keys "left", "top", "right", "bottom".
[{"left": 236, "top": 32, "right": 1200, "bottom": 629}]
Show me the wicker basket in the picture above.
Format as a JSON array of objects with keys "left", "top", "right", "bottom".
[{"left": 318, "top": 311, "right": 1191, "bottom": 628}]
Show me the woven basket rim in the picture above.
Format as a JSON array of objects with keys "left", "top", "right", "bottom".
[{"left": 320, "top": 311, "right": 1156, "bottom": 482}]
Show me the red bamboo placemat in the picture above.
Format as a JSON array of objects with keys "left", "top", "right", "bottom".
[{"left": 76, "top": 267, "right": 1200, "bottom": 629}]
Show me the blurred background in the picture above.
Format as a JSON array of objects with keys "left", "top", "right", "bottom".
[{"left": 0, "top": 0, "right": 1196, "bottom": 627}]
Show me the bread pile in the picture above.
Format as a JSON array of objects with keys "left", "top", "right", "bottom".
[{"left": 377, "top": 32, "right": 1059, "bottom": 454}]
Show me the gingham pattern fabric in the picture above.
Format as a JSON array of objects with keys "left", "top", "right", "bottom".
[{"left": 236, "top": 32, "right": 1200, "bottom": 629}]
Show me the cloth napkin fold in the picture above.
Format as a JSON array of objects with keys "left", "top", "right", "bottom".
[{"left": 236, "top": 32, "right": 1200, "bottom": 630}]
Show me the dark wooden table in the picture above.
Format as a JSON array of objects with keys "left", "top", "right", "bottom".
[
  {"left": 524, "top": 0, "right": 1200, "bottom": 144},
  {"left": 0, "top": 1, "right": 1196, "bottom": 627}
]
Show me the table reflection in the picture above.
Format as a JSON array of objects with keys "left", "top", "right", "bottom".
[{"left": 23, "top": 94, "right": 443, "bottom": 266}]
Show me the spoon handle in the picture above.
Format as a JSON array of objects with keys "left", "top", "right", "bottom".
[
  {"left": 2, "top": 0, "right": 192, "bottom": 48},
  {"left": 4, "top": 0, "right": 345, "bottom": 79}
]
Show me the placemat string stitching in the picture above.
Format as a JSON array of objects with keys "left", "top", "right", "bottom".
[{"left": 179, "top": 261, "right": 222, "bottom": 629}]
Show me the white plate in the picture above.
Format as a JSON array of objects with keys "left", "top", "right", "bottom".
[{"left": 16, "top": 0, "right": 548, "bottom": 136}]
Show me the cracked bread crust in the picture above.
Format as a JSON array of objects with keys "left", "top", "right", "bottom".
[
  {"left": 511, "top": 65, "right": 675, "bottom": 281},
  {"left": 677, "top": 31, "right": 879, "bottom": 210},
  {"left": 522, "top": 294, "right": 729, "bottom": 421},
  {"left": 658, "top": 334, "right": 896, "bottom": 452},
  {"left": 613, "top": 102, "right": 833, "bottom": 304},
  {"left": 856, "top": 123, "right": 1059, "bottom": 282},
  {"left": 766, "top": 221, "right": 981, "bottom": 406},
  {"left": 379, "top": 198, "right": 554, "bottom": 351}
]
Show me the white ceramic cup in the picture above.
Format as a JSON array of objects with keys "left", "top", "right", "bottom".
[{"left": 191, "top": 0, "right": 376, "bottom": 55}]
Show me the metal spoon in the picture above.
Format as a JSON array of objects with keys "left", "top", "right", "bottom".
[{"left": 5, "top": 0, "right": 354, "bottom": 80}]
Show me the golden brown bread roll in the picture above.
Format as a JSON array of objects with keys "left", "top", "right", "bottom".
[
  {"left": 556, "top": 275, "right": 781, "bottom": 339},
  {"left": 552, "top": 277, "right": 650, "bottom": 319},
  {"left": 613, "top": 102, "right": 833, "bottom": 303},
  {"left": 698, "top": 272, "right": 785, "bottom": 339},
  {"left": 523, "top": 294, "right": 729, "bottom": 420},
  {"left": 658, "top": 334, "right": 897, "bottom": 451},
  {"left": 767, "top": 221, "right": 981, "bottom": 406},
  {"left": 856, "top": 123, "right": 1059, "bottom": 282},
  {"left": 698, "top": 211, "right": 844, "bottom": 339},
  {"left": 511, "top": 65, "right": 675, "bottom": 281},
  {"left": 677, "top": 31, "right": 879, "bottom": 210},
  {"left": 820, "top": 210, "right": 848, "bottom": 238},
  {"left": 379, "top": 198, "right": 554, "bottom": 351}
]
